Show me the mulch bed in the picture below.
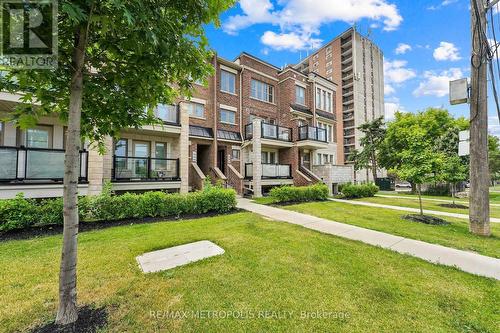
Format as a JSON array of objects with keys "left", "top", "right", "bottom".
[
  {"left": 438, "top": 203, "right": 468, "bottom": 209},
  {"left": 402, "top": 214, "right": 450, "bottom": 226},
  {"left": 31, "top": 306, "right": 107, "bottom": 333},
  {"left": 0, "top": 209, "right": 243, "bottom": 242}
]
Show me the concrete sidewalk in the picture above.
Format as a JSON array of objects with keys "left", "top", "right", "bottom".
[
  {"left": 376, "top": 194, "right": 500, "bottom": 207},
  {"left": 329, "top": 198, "right": 500, "bottom": 223},
  {"left": 237, "top": 198, "right": 500, "bottom": 280}
]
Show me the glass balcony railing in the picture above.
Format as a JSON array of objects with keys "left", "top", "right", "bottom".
[
  {"left": 0, "top": 146, "right": 88, "bottom": 182},
  {"left": 298, "top": 125, "right": 327, "bottom": 142},
  {"left": 112, "top": 156, "right": 179, "bottom": 181},
  {"left": 244, "top": 122, "right": 292, "bottom": 142},
  {"left": 245, "top": 163, "right": 292, "bottom": 179}
]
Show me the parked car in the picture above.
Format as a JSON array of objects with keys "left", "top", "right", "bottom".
[{"left": 395, "top": 181, "right": 412, "bottom": 189}]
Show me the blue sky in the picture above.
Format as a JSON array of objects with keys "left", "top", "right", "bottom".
[{"left": 204, "top": 0, "right": 500, "bottom": 136}]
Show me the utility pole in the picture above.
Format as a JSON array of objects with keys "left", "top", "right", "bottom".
[{"left": 469, "top": 0, "right": 490, "bottom": 236}]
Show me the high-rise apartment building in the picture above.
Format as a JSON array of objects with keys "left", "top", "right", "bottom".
[{"left": 295, "top": 27, "right": 385, "bottom": 181}]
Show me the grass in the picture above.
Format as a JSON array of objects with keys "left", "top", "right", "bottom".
[
  {"left": 282, "top": 201, "right": 500, "bottom": 258},
  {"left": 354, "top": 196, "right": 500, "bottom": 218},
  {"left": 0, "top": 213, "right": 499, "bottom": 332},
  {"left": 379, "top": 191, "right": 500, "bottom": 204}
]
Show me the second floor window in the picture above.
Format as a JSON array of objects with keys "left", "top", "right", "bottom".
[
  {"left": 154, "top": 104, "right": 177, "bottom": 123},
  {"left": 318, "top": 122, "right": 334, "bottom": 142},
  {"left": 187, "top": 102, "right": 205, "bottom": 119},
  {"left": 221, "top": 70, "right": 236, "bottom": 94},
  {"left": 219, "top": 108, "right": 236, "bottom": 124},
  {"left": 251, "top": 79, "right": 274, "bottom": 103},
  {"left": 295, "top": 85, "right": 305, "bottom": 105}
]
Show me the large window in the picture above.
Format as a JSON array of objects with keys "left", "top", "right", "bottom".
[
  {"left": 187, "top": 102, "right": 205, "bottom": 119},
  {"left": 155, "top": 104, "right": 177, "bottom": 123},
  {"left": 318, "top": 122, "right": 334, "bottom": 142},
  {"left": 251, "top": 79, "right": 274, "bottom": 103},
  {"left": 295, "top": 85, "right": 305, "bottom": 105},
  {"left": 261, "top": 151, "right": 276, "bottom": 164},
  {"left": 219, "top": 108, "right": 236, "bottom": 125},
  {"left": 25, "top": 126, "right": 52, "bottom": 148},
  {"left": 316, "top": 87, "right": 333, "bottom": 112},
  {"left": 155, "top": 142, "right": 167, "bottom": 158},
  {"left": 114, "top": 139, "right": 128, "bottom": 156},
  {"left": 221, "top": 70, "right": 236, "bottom": 94}
]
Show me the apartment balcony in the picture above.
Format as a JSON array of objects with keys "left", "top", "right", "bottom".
[
  {"left": 343, "top": 120, "right": 355, "bottom": 129},
  {"left": 342, "top": 80, "right": 354, "bottom": 89},
  {"left": 0, "top": 146, "right": 88, "bottom": 184},
  {"left": 245, "top": 163, "right": 292, "bottom": 179},
  {"left": 344, "top": 128, "right": 355, "bottom": 138},
  {"left": 245, "top": 122, "right": 294, "bottom": 148},
  {"left": 343, "top": 97, "right": 354, "bottom": 106},
  {"left": 341, "top": 48, "right": 352, "bottom": 58},
  {"left": 112, "top": 156, "right": 180, "bottom": 181},
  {"left": 341, "top": 56, "right": 353, "bottom": 65},
  {"left": 341, "top": 38, "right": 352, "bottom": 48},
  {"left": 342, "top": 65, "right": 353, "bottom": 73},
  {"left": 342, "top": 90, "right": 354, "bottom": 97},
  {"left": 343, "top": 113, "right": 354, "bottom": 121},
  {"left": 296, "top": 125, "right": 329, "bottom": 149},
  {"left": 141, "top": 105, "right": 181, "bottom": 135}
]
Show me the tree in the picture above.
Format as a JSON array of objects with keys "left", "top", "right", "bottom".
[
  {"left": 347, "top": 148, "right": 368, "bottom": 183},
  {"left": 440, "top": 155, "right": 468, "bottom": 204},
  {"left": 356, "top": 117, "right": 386, "bottom": 182},
  {"left": 0, "top": 0, "right": 233, "bottom": 325},
  {"left": 489, "top": 135, "right": 500, "bottom": 184}
]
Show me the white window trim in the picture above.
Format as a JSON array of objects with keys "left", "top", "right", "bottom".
[
  {"left": 219, "top": 104, "right": 237, "bottom": 111},
  {"left": 219, "top": 108, "right": 237, "bottom": 125},
  {"left": 220, "top": 64, "right": 238, "bottom": 75}
]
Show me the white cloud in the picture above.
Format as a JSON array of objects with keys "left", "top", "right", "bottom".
[
  {"left": 224, "top": 0, "right": 403, "bottom": 51},
  {"left": 384, "top": 59, "right": 417, "bottom": 84},
  {"left": 385, "top": 98, "right": 405, "bottom": 121},
  {"left": 395, "top": 43, "right": 411, "bottom": 54},
  {"left": 427, "top": 0, "right": 458, "bottom": 10},
  {"left": 384, "top": 84, "right": 395, "bottom": 95},
  {"left": 413, "top": 68, "right": 463, "bottom": 97},
  {"left": 490, "top": 116, "right": 500, "bottom": 137},
  {"left": 261, "top": 31, "right": 322, "bottom": 51},
  {"left": 433, "top": 42, "right": 461, "bottom": 61}
]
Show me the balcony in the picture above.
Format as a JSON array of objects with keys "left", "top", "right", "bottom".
[
  {"left": 112, "top": 156, "right": 179, "bottom": 181},
  {"left": 0, "top": 146, "right": 88, "bottom": 183},
  {"left": 245, "top": 122, "right": 293, "bottom": 146},
  {"left": 296, "top": 125, "right": 329, "bottom": 149},
  {"left": 245, "top": 163, "right": 292, "bottom": 179}
]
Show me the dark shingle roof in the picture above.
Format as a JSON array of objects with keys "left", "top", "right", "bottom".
[
  {"left": 315, "top": 110, "right": 336, "bottom": 121},
  {"left": 290, "top": 103, "right": 312, "bottom": 115},
  {"left": 217, "top": 130, "right": 242, "bottom": 142},
  {"left": 189, "top": 125, "right": 213, "bottom": 138}
]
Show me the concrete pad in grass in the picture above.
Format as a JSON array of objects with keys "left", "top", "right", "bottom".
[{"left": 136, "top": 240, "right": 224, "bottom": 273}]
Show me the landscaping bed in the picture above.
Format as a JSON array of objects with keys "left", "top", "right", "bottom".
[{"left": 402, "top": 214, "right": 450, "bottom": 226}]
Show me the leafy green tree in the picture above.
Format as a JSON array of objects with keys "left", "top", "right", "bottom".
[
  {"left": 0, "top": 0, "right": 233, "bottom": 325},
  {"left": 356, "top": 117, "right": 386, "bottom": 182},
  {"left": 489, "top": 135, "right": 500, "bottom": 184},
  {"left": 440, "top": 155, "right": 468, "bottom": 204},
  {"left": 347, "top": 148, "right": 368, "bottom": 183}
]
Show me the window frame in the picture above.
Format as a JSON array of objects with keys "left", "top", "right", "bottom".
[
  {"left": 22, "top": 125, "right": 53, "bottom": 149},
  {"left": 220, "top": 69, "right": 236, "bottom": 94},
  {"left": 219, "top": 108, "right": 236, "bottom": 125},
  {"left": 187, "top": 102, "right": 205, "bottom": 119},
  {"left": 295, "top": 85, "right": 306, "bottom": 105},
  {"left": 251, "top": 79, "right": 274, "bottom": 103},
  {"left": 114, "top": 139, "right": 128, "bottom": 157}
]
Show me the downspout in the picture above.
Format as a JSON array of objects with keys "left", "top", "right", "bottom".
[{"left": 239, "top": 67, "right": 244, "bottom": 140}]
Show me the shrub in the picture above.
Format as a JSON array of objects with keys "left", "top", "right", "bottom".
[
  {"left": 423, "top": 183, "right": 450, "bottom": 196},
  {"left": 269, "top": 183, "right": 329, "bottom": 203},
  {"left": 340, "top": 183, "right": 379, "bottom": 199},
  {"left": 0, "top": 187, "right": 237, "bottom": 232}
]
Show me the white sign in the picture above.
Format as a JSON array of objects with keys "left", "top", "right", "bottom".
[
  {"left": 449, "top": 79, "right": 469, "bottom": 105},
  {"left": 459, "top": 130, "right": 470, "bottom": 141},
  {"left": 458, "top": 130, "right": 470, "bottom": 156}
]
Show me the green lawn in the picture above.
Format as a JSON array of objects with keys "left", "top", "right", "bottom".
[
  {"left": 282, "top": 201, "right": 500, "bottom": 258},
  {"left": 379, "top": 191, "right": 500, "bottom": 204},
  {"left": 355, "top": 196, "right": 500, "bottom": 219},
  {"left": 1, "top": 213, "right": 499, "bottom": 332}
]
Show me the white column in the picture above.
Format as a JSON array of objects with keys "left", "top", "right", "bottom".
[
  {"left": 179, "top": 102, "right": 190, "bottom": 194},
  {"left": 252, "top": 119, "right": 262, "bottom": 197}
]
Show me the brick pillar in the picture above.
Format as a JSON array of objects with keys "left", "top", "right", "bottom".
[
  {"left": 87, "top": 136, "right": 113, "bottom": 195},
  {"left": 179, "top": 102, "right": 190, "bottom": 194},
  {"left": 252, "top": 119, "right": 262, "bottom": 197}
]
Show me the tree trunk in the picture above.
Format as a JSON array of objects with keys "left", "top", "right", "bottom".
[
  {"left": 55, "top": 26, "right": 88, "bottom": 326},
  {"left": 371, "top": 152, "right": 377, "bottom": 184},
  {"left": 452, "top": 183, "right": 456, "bottom": 205},
  {"left": 417, "top": 184, "right": 423, "bottom": 216}
]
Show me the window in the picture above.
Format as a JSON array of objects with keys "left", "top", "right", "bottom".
[
  {"left": 295, "top": 85, "right": 305, "bottom": 105},
  {"left": 318, "top": 122, "right": 334, "bottom": 142},
  {"left": 25, "top": 126, "right": 52, "bottom": 148},
  {"left": 221, "top": 70, "right": 236, "bottom": 94},
  {"left": 219, "top": 108, "right": 236, "bottom": 124},
  {"left": 114, "top": 139, "right": 127, "bottom": 156},
  {"left": 231, "top": 149, "right": 240, "bottom": 160},
  {"left": 155, "top": 142, "right": 167, "bottom": 159},
  {"left": 316, "top": 87, "right": 333, "bottom": 112},
  {"left": 133, "top": 141, "right": 149, "bottom": 157},
  {"left": 155, "top": 104, "right": 177, "bottom": 123},
  {"left": 187, "top": 102, "right": 205, "bottom": 119},
  {"left": 251, "top": 79, "right": 274, "bottom": 103},
  {"left": 261, "top": 151, "right": 276, "bottom": 164}
]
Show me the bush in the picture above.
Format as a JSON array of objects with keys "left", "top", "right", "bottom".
[
  {"left": 269, "top": 183, "right": 329, "bottom": 203},
  {"left": 0, "top": 187, "right": 237, "bottom": 232},
  {"left": 423, "top": 183, "right": 450, "bottom": 196},
  {"left": 340, "top": 183, "right": 379, "bottom": 199}
]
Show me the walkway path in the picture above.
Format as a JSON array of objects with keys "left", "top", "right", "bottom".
[
  {"left": 237, "top": 198, "right": 500, "bottom": 280},
  {"left": 376, "top": 194, "right": 500, "bottom": 207},
  {"left": 329, "top": 198, "right": 500, "bottom": 223}
]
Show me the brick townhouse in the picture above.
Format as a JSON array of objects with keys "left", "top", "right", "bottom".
[{"left": 0, "top": 51, "right": 355, "bottom": 199}]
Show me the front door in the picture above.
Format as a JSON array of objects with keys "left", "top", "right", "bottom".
[
  {"left": 133, "top": 141, "right": 149, "bottom": 178},
  {"left": 217, "top": 149, "right": 226, "bottom": 173},
  {"left": 300, "top": 150, "right": 311, "bottom": 170}
]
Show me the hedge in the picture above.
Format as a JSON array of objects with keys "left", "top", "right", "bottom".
[
  {"left": 269, "top": 183, "right": 329, "bottom": 203},
  {"left": 340, "top": 183, "right": 379, "bottom": 199},
  {"left": 0, "top": 186, "right": 237, "bottom": 233}
]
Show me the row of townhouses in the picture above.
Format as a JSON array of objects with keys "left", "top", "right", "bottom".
[{"left": 0, "top": 28, "right": 384, "bottom": 199}]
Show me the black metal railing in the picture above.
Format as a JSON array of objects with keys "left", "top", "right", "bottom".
[
  {"left": 245, "top": 163, "right": 292, "bottom": 179},
  {"left": 298, "top": 125, "right": 327, "bottom": 142},
  {"left": 0, "top": 146, "right": 88, "bottom": 183},
  {"left": 112, "top": 156, "right": 180, "bottom": 181},
  {"left": 244, "top": 122, "right": 293, "bottom": 142}
]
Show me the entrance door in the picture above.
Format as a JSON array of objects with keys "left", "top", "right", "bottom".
[
  {"left": 217, "top": 149, "right": 226, "bottom": 173},
  {"left": 300, "top": 150, "right": 311, "bottom": 170},
  {"left": 133, "top": 141, "right": 149, "bottom": 178}
]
